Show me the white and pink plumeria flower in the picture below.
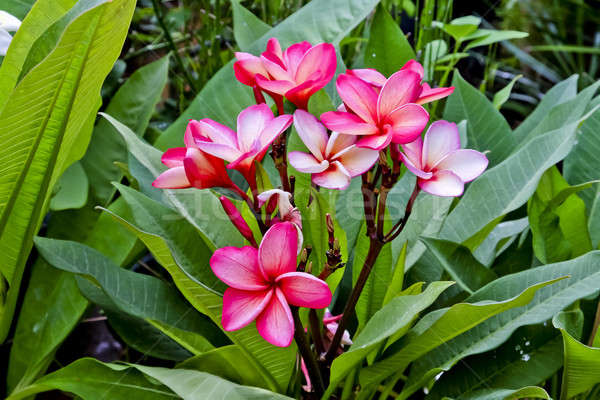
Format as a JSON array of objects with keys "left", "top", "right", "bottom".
[
  {"left": 194, "top": 103, "right": 292, "bottom": 184},
  {"left": 288, "top": 109, "right": 379, "bottom": 190},
  {"left": 257, "top": 189, "right": 303, "bottom": 252},
  {"left": 0, "top": 11, "right": 21, "bottom": 56},
  {"left": 210, "top": 222, "right": 331, "bottom": 347},
  {"left": 398, "top": 120, "right": 488, "bottom": 197}
]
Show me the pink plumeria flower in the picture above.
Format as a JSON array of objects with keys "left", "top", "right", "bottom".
[
  {"left": 210, "top": 222, "right": 332, "bottom": 347},
  {"left": 398, "top": 121, "right": 488, "bottom": 197},
  {"left": 152, "top": 120, "right": 236, "bottom": 190},
  {"left": 235, "top": 38, "right": 337, "bottom": 110},
  {"left": 321, "top": 69, "right": 430, "bottom": 150},
  {"left": 323, "top": 309, "right": 352, "bottom": 346},
  {"left": 288, "top": 110, "right": 379, "bottom": 190},
  {"left": 346, "top": 59, "right": 454, "bottom": 105},
  {"left": 194, "top": 104, "right": 292, "bottom": 184},
  {"left": 257, "top": 189, "right": 302, "bottom": 229}
]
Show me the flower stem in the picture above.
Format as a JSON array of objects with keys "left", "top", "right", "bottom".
[
  {"left": 384, "top": 183, "right": 420, "bottom": 243},
  {"left": 292, "top": 306, "right": 325, "bottom": 396},
  {"left": 324, "top": 239, "right": 383, "bottom": 364}
]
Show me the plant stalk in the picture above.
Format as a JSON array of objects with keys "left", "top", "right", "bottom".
[{"left": 292, "top": 306, "right": 325, "bottom": 397}]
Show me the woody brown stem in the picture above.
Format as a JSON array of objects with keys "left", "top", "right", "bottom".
[{"left": 292, "top": 306, "right": 324, "bottom": 397}]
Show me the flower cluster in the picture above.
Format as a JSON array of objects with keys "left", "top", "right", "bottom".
[{"left": 153, "top": 38, "right": 488, "bottom": 348}]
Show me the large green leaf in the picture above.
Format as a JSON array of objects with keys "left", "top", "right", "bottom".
[
  {"left": 421, "top": 237, "right": 497, "bottom": 294},
  {"left": 104, "top": 185, "right": 296, "bottom": 392},
  {"left": 472, "top": 217, "right": 528, "bottom": 266},
  {"left": 81, "top": 55, "right": 170, "bottom": 204},
  {"left": 513, "top": 75, "right": 578, "bottom": 139},
  {"left": 231, "top": 0, "right": 271, "bottom": 51},
  {"left": 405, "top": 251, "right": 600, "bottom": 398},
  {"left": 459, "top": 386, "right": 550, "bottom": 400},
  {"left": 326, "top": 282, "right": 453, "bottom": 396},
  {"left": 156, "top": 0, "right": 380, "bottom": 150},
  {"left": 463, "top": 29, "right": 528, "bottom": 50},
  {"left": 428, "top": 324, "right": 562, "bottom": 399},
  {"left": 0, "top": 0, "right": 136, "bottom": 342},
  {"left": 438, "top": 81, "right": 600, "bottom": 244},
  {"left": 358, "top": 276, "right": 563, "bottom": 389},
  {"left": 33, "top": 237, "right": 224, "bottom": 350},
  {"left": 1, "top": 0, "right": 37, "bottom": 20},
  {"left": 528, "top": 166, "right": 594, "bottom": 263},
  {"left": 364, "top": 4, "right": 415, "bottom": 76},
  {"left": 554, "top": 313, "right": 600, "bottom": 399},
  {"left": 6, "top": 358, "right": 177, "bottom": 400},
  {"left": 0, "top": 0, "right": 76, "bottom": 111},
  {"left": 564, "top": 96, "right": 600, "bottom": 248},
  {"left": 443, "top": 70, "right": 514, "bottom": 166},
  {"left": 7, "top": 197, "right": 141, "bottom": 392},
  {"left": 103, "top": 113, "right": 241, "bottom": 249}
]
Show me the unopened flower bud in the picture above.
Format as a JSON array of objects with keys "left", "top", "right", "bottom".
[{"left": 219, "top": 196, "right": 257, "bottom": 246}]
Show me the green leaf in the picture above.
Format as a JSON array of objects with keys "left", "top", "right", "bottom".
[
  {"left": 326, "top": 282, "right": 453, "bottom": 396},
  {"left": 364, "top": 4, "right": 415, "bottom": 76},
  {"left": 423, "top": 39, "right": 448, "bottom": 81},
  {"left": 156, "top": 0, "right": 380, "bottom": 150},
  {"left": 553, "top": 313, "right": 600, "bottom": 399},
  {"left": 81, "top": 55, "right": 170, "bottom": 204},
  {"left": 528, "top": 166, "right": 594, "bottom": 263},
  {"left": 177, "top": 345, "right": 266, "bottom": 388},
  {"left": 443, "top": 70, "right": 514, "bottom": 166},
  {"left": 383, "top": 241, "right": 407, "bottom": 306},
  {"left": 0, "top": 0, "right": 136, "bottom": 343},
  {"left": 564, "top": 96, "right": 600, "bottom": 248},
  {"left": 358, "top": 276, "right": 564, "bottom": 388},
  {"left": 459, "top": 386, "right": 550, "bottom": 400},
  {"left": 492, "top": 74, "right": 521, "bottom": 109},
  {"left": 439, "top": 81, "right": 600, "bottom": 244},
  {"left": 231, "top": 0, "right": 271, "bottom": 51},
  {"left": 513, "top": 75, "right": 578, "bottom": 139},
  {"left": 0, "top": 0, "right": 76, "bottom": 111},
  {"left": 103, "top": 186, "right": 296, "bottom": 392},
  {"left": 441, "top": 16, "right": 481, "bottom": 42},
  {"left": 421, "top": 237, "right": 497, "bottom": 294},
  {"left": 429, "top": 324, "right": 562, "bottom": 400},
  {"left": 472, "top": 217, "right": 528, "bottom": 266},
  {"left": 1, "top": 0, "right": 37, "bottom": 20},
  {"left": 404, "top": 251, "right": 600, "bottom": 398},
  {"left": 464, "top": 29, "right": 529, "bottom": 50},
  {"left": 49, "top": 161, "right": 89, "bottom": 211},
  {"left": 33, "top": 237, "right": 224, "bottom": 349},
  {"left": 7, "top": 197, "right": 141, "bottom": 391},
  {"left": 6, "top": 358, "right": 177, "bottom": 400}
]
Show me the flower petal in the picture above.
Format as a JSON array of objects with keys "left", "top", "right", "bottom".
[
  {"left": 195, "top": 141, "right": 242, "bottom": 163},
  {"left": 400, "top": 59, "right": 425, "bottom": 80},
  {"left": 258, "top": 114, "right": 292, "bottom": 151},
  {"left": 283, "top": 41, "right": 312, "bottom": 76},
  {"left": 284, "top": 77, "right": 323, "bottom": 110},
  {"left": 377, "top": 70, "right": 422, "bottom": 120},
  {"left": 237, "top": 104, "right": 274, "bottom": 152},
  {"left": 293, "top": 109, "right": 328, "bottom": 160},
  {"left": 222, "top": 288, "right": 273, "bottom": 331},
  {"left": 335, "top": 145, "right": 379, "bottom": 177},
  {"left": 320, "top": 111, "right": 378, "bottom": 136},
  {"left": 347, "top": 68, "right": 387, "bottom": 88},
  {"left": 233, "top": 53, "right": 268, "bottom": 86},
  {"left": 256, "top": 288, "right": 294, "bottom": 347},
  {"left": 161, "top": 147, "right": 186, "bottom": 167},
  {"left": 0, "top": 11, "right": 21, "bottom": 31},
  {"left": 312, "top": 161, "right": 352, "bottom": 190},
  {"left": 422, "top": 120, "right": 461, "bottom": 169},
  {"left": 288, "top": 151, "right": 329, "bottom": 173},
  {"left": 434, "top": 149, "right": 488, "bottom": 182},
  {"left": 276, "top": 272, "right": 332, "bottom": 308},
  {"left": 417, "top": 85, "right": 455, "bottom": 105},
  {"left": 196, "top": 119, "right": 238, "bottom": 147},
  {"left": 258, "top": 222, "right": 298, "bottom": 280},
  {"left": 325, "top": 132, "right": 357, "bottom": 158},
  {"left": 255, "top": 74, "right": 296, "bottom": 96},
  {"left": 385, "top": 103, "right": 429, "bottom": 144},
  {"left": 356, "top": 133, "right": 392, "bottom": 151},
  {"left": 295, "top": 43, "right": 337, "bottom": 84},
  {"left": 418, "top": 170, "right": 464, "bottom": 197},
  {"left": 183, "top": 147, "right": 231, "bottom": 189},
  {"left": 398, "top": 151, "right": 432, "bottom": 179},
  {"left": 336, "top": 74, "right": 379, "bottom": 124},
  {"left": 210, "top": 246, "right": 268, "bottom": 290},
  {"left": 152, "top": 166, "right": 190, "bottom": 189}
]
